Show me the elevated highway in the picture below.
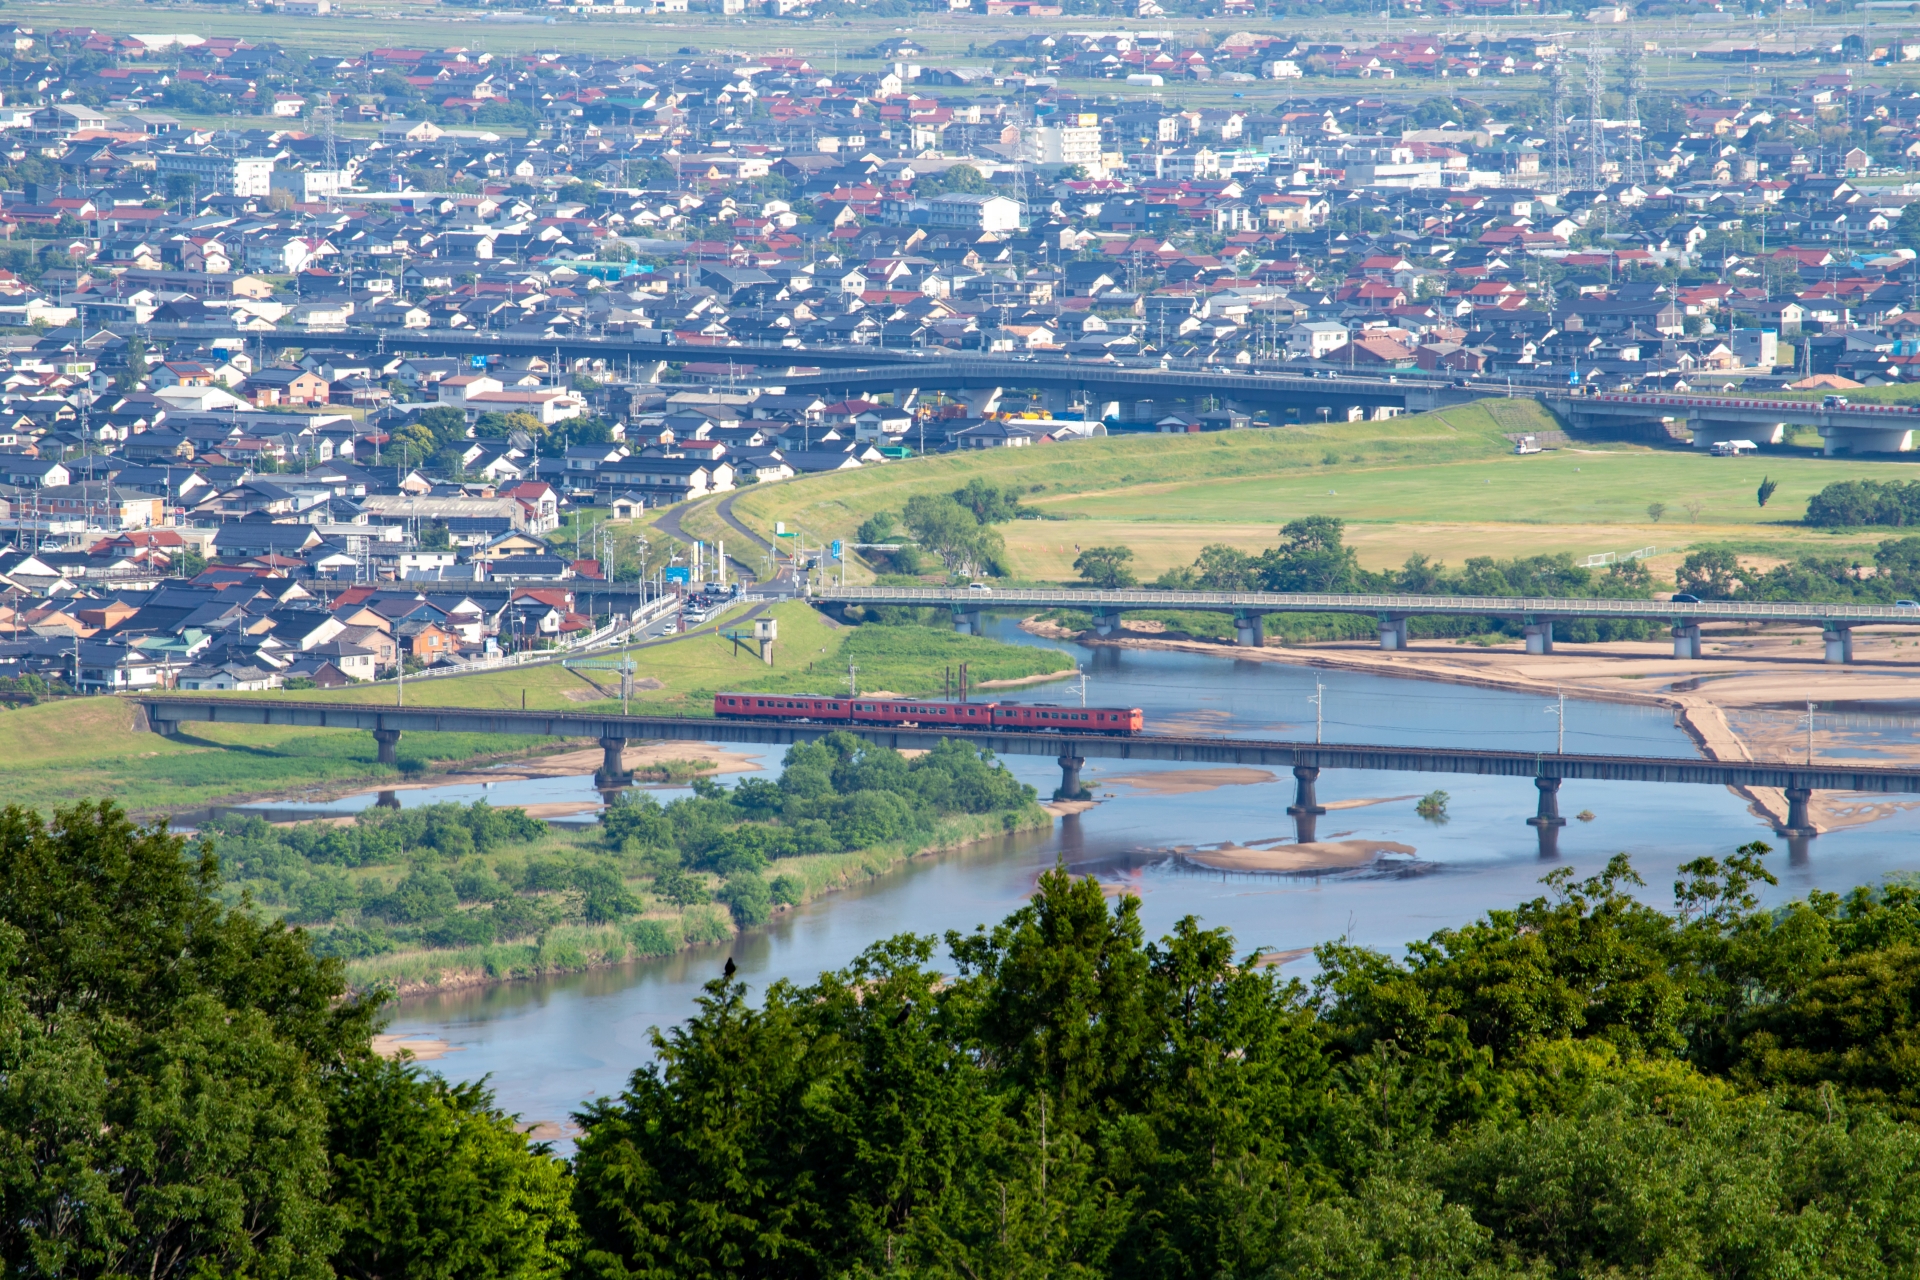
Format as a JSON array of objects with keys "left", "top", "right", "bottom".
[
  {"left": 1544, "top": 390, "right": 1920, "bottom": 454},
  {"left": 815, "top": 585, "right": 1920, "bottom": 663},
  {"left": 139, "top": 696, "right": 1918, "bottom": 839},
  {"left": 143, "top": 325, "right": 1488, "bottom": 418}
]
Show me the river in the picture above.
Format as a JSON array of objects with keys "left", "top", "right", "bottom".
[{"left": 378, "top": 620, "right": 1920, "bottom": 1136}]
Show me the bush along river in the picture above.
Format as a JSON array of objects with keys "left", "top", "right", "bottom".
[{"left": 375, "top": 617, "right": 1920, "bottom": 1141}]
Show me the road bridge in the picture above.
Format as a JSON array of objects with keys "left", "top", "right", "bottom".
[
  {"left": 143, "top": 325, "right": 1486, "bottom": 420},
  {"left": 1545, "top": 390, "right": 1920, "bottom": 454},
  {"left": 138, "top": 697, "right": 1914, "bottom": 841},
  {"left": 815, "top": 585, "right": 1920, "bottom": 663}
]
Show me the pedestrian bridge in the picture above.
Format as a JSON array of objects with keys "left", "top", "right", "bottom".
[
  {"left": 139, "top": 697, "right": 1920, "bottom": 846},
  {"left": 1545, "top": 390, "right": 1920, "bottom": 453},
  {"left": 814, "top": 585, "right": 1920, "bottom": 662}
]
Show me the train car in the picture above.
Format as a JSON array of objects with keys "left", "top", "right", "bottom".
[
  {"left": 848, "top": 698, "right": 993, "bottom": 728},
  {"left": 990, "top": 703, "right": 1143, "bottom": 734},
  {"left": 714, "top": 693, "right": 853, "bottom": 722},
  {"left": 713, "top": 694, "right": 1145, "bottom": 735}
]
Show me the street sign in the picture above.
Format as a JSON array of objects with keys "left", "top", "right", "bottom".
[
  {"left": 470, "top": 354, "right": 487, "bottom": 369},
  {"left": 664, "top": 567, "right": 690, "bottom": 584},
  {"left": 830, "top": 540, "right": 842, "bottom": 560}
]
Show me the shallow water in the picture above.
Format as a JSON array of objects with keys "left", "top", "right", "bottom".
[{"left": 384, "top": 622, "right": 1920, "bottom": 1134}]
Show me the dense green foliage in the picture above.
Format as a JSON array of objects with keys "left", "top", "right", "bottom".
[
  {"left": 25, "top": 799, "right": 1920, "bottom": 1279},
  {"left": 0, "top": 801, "right": 573, "bottom": 1280},
  {"left": 604, "top": 735, "right": 1037, "bottom": 889},
  {"left": 1677, "top": 537, "right": 1920, "bottom": 603},
  {"left": 1806, "top": 478, "right": 1920, "bottom": 527},
  {"left": 569, "top": 850, "right": 1920, "bottom": 1279}
]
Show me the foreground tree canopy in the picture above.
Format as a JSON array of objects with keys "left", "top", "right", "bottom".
[{"left": 10, "top": 801, "right": 1920, "bottom": 1278}]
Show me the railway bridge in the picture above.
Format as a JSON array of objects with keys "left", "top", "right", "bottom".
[{"left": 138, "top": 697, "right": 1918, "bottom": 845}]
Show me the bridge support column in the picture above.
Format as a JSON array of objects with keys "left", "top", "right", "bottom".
[
  {"left": 1526, "top": 776, "right": 1567, "bottom": 830},
  {"left": 1378, "top": 615, "right": 1409, "bottom": 650},
  {"left": 1097, "top": 399, "right": 1121, "bottom": 422},
  {"left": 1233, "top": 612, "right": 1264, "bottom": 647},
  {"left": 952, "top": 608, "right": 983, "bottom": 636},
  {"left": 1672, "top": 623, "right": 1702, "bottom": 659},
  {"left": 962, "top": 386, "right": 1003, "bottom": 417},
  {"left": 374, "top": 790, "right": 401, "bottom": 810},
  {"left": 1041, "top": 388, "right": 1071, "bottom": 414},
  {"left": 1056, "top": 753, "right": 1087, "bottom": 800},
  {"left": 1779, "top": 785, "right": 1817, "bottom": 837},
  {"left": 372, "top": 729, "right": 401, "bottom": 767},
  {"left": 596, "top": 736, "right": 631, "bottom": 787},
  {"left": 1286, "top": 765, "right": 1326, "bottom": 817},
  {"left": 1823, "top": 626, "right": 1854, "bottom": 664},
  {"left": 1094, "top": 610, "right": 1125, "bottom": 637},
  {"left": 1524, "top": 622, "right": 1555, "bottom": 655},
  {"left": 891, "top": 386, "right": 919, "bottom": 411}
]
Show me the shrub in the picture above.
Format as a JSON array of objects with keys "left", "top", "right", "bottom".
[
  {"left": 627, "top": 919, "right": 679, "bottom": 956},
  {"left": 716, "top": 872, "right": 773, "bottom": 929}
]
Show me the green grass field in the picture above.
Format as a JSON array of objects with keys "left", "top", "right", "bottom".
[
  {"left": 721, "top": 398, "right": 1920, "bottom": 585},
  {"left": 0, "top": 697, "right": 548, "bottom": 817}
]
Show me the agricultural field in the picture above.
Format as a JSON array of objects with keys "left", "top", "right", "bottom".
[{"left": 725, "top": 399, "right": 1920, "bottom": 588}]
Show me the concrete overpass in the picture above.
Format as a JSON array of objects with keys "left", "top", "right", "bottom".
[
  {"left": 815, "top": 585, "right": 1920, "bottom": 663},
  {"left": 1545, "top": 390, "right": 1920, "bottom": 454},
  {"left": 143, "top": 324, "right": 1487, "bottom": 420},
  {"left": 139, "top": 696, "right": 1920, "bottom": 841}
]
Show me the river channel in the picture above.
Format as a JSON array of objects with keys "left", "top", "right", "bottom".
[{"left": 377, "top": 620, "right": 1920, "bottom": 1136}]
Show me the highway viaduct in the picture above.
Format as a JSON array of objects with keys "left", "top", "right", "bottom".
[
  {"left": 138, "top": 697, "right": 1920, "bottom": 843},
  {"left": 1544, "top": 390, "right": 1920, "bottom": 454},
  {"left": 146, "top": 325, "right": 1488, "bottom": 420},
  {"left": 814, "top": 585, "right": 1920, "bottom": 663}
]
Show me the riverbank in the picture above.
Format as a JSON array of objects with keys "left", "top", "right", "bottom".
[
  {"left": 352, "top": 803, "right": 1054, "bottom": 998},
  {"left": 1025, "top": 617, "right": 1920, "bottom": 836}
]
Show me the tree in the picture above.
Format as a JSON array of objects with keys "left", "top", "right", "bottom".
[
  {"left": 0, "top": 803, "right": 372, "bottom": 1278},
  {"left": 902, "top": 493, "right": 1001, "bottom": 578},
  {"left": 1647, "top": 502, "right": 1668, "bottom": 523},
  {"left": 1074, "top": 544, "right": 1137, "bottom": 588},
  {"left": 1758, "top": 476, "right": 1780, "bottom": 508},
  {"left": 1259, "top": 516, "right": 1361, "bottom": 592},
  {"left": 1675, "top": 547, "right": 1745, "bottom": 599},
  {"left": 327, "top": 1057, "right": 576, "bottom": 1280}
]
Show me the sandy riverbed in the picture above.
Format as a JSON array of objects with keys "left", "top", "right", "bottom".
[{"left": 1177, "top": 839, "right": 1418, "bottom": 873}]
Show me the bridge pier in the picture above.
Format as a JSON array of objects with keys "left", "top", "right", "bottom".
[
  {"left": 1823, "top": 626, "right": 1853, "bottom": 664},
  {"left": 891, "top": 386, "right": 919, "bottom": 411},
  {"left": 1094, "top": 610, "right": 1125, "bottom": 637},
  {"left": 1526, "top": 776, "right": 1567, "bottom": 830},
  {"left": 1779, "top": 785, "right": 1817, "bottom": 837},
  {"left": 374, "top": 790, "right": 401, "bottom": 810},
  {"left": 372, "top": 729, "right": 401, "bottom": 767},
  {"left": 1378, "top": 615, "right": 1409, "bottom": 651},
  {"left": 1286, "top": 765, "right": 1327, "bottom": 818},
  {"left": 596, "top": 736, "right": 632, "bottom": 787},
  {"left": 1524, "top": 622, "right": 1555, "bottom": 655},
  {"left": 1672, "top": 623, "right": 1702, "bottom": 659},
  {"left": 962, "top": 386, "right": 1003, "bottom": 417},
  {"left": 952, "top": 608, "right": 982, "bottom": 636},
  {"left": 1233, "top": 612, "right": 1264, "bottom": 647},
  {"left": 1056, "top": 752, "right": 1087, "bottom": 800}
]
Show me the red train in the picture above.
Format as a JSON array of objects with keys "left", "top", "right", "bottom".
[{"left": 713, "top": 693, "right": 1144, "bottom": 734}]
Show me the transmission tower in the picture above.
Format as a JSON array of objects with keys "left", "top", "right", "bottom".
[
  {"left": 1620, "top": 37, "right": 1647, "bottom": 189},
  {"left": 1547, "top": 59, "right": 1571, "bottom": 193},
  {"left": 322, "top": 101, "right": 339, "bottom": 213},
  {"left": 1583, "top": 41, "right": 1608, "bottom": 189}
]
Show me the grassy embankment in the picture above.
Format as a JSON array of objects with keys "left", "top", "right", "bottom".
[
  {"left": 725, "top": 398, "right": 1920, "bottom": 588},
  {"left": 19, "top": 602, "right": 1070, "bottom": 815}
]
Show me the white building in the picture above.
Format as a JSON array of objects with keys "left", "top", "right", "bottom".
[
  {"left": 1286, "top": 321, "right": 1350, "bottom": 359},
  {"left": 925, "top": 192, "right": 1023, "bottom": 233},
  {"left": 157, "top": 150, "right": 274, "bottom": 197}
]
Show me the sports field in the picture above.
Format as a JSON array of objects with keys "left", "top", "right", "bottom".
[{"left": 723, "top": 399, "right": 1920, "bottom": 585}]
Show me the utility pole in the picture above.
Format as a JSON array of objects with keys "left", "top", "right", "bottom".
[
  {"left": 1309, "top": 678, "right": 1324, "bottom": 745},
  {"left": 1806, "top": 699, "right": 1815, "bottom": 764},
  {"left": 848, "top": 663, "right": 858, "bottom": 696},
  {"left": 1547, "top": 689, "right": 1565, "bottom": 753}
]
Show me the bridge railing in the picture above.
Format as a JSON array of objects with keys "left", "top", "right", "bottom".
[{"left": 817, "top": 584, "right": 1920, "bottom": 624}]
